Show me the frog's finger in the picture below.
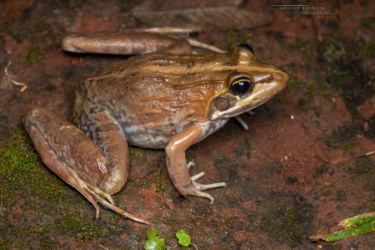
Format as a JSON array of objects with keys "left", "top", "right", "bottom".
[
  {"left": 194, "top": 182, "right": 227, "bottom": 191},
  {"left": 191, "top": 171, "right": 205, "bottom": 181},
  {"left": 234, "top": 116, "right": 249, "bottom": 130}
]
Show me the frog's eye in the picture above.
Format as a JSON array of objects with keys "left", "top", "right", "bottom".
[
  {"left": 230, "top": 77, "right": 254, "bottom": 96},
  {"left": 233, "top": 44, "right": 255, "bottom": 63},
  {"left": 238, "top": 43, "right": 254, "bottom": 55}
]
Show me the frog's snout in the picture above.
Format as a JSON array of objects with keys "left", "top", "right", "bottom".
[{"left": 274, "top": 69, "right": 289, "bottom": 90}]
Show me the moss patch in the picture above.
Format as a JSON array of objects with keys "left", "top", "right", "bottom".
[
  {"left": 259, "top": 196, "right": 313, "bottom": 248},
  {"left": 361, "top": 17, "right": 375, "bottom": 30},
  {"left": 318, "top": 35, "right": 374, "bottom": 114},
  {"left": 324, "top": 122, "right": 362, "bottom": 149},
  {"left": 0, "top": 129, "right": 65, "bottom": 205},
  {"left": 55, "top": 212, "right": 104, "bottom": 239}
]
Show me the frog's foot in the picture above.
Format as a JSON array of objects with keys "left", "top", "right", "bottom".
[
  {"left": 166, "top": 125, "right": 227, "bottom": 204},
  {"left": 184, "top": 161, "right": 226, "bottom": 204},
  {"left": 69, "top": 168, "right": 150, "bottom": 225}
]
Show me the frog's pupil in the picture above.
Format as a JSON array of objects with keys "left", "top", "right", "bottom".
[
  {"left": 236, "top": 81, "right": 249, "bottom": 93},
  {"left": 232, "top": 80, "right": 250, "bottom": 94}
]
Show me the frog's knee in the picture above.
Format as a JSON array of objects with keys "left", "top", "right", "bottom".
[{"left": 100, "top": 174, "right": 127, "bottom": 195}]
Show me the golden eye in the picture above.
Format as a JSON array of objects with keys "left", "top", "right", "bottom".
[{"left": 230, "top": 77, "right": 254, "bottom": 96}]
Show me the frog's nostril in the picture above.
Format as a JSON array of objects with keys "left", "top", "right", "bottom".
[{"left": 256, "top": 74, "right": 273, "bottom": 83}]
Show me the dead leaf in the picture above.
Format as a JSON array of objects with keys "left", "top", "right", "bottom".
[
  {"left": 132, "top": 6, "right": 271, "bottom": 31},
  {"left": 133, "top": 0, "right": 244, "bottom": 10}
]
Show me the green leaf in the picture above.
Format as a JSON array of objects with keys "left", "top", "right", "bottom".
[
  {"left": 309, "top": 212, "right": 375, "bottom": 242},
  {"left": 339, "top": 212, "right": 375, "bottom": 228},
  {"left": 144, "top": 228, "right": 167, "bottom": 250},
  {"left": 326, "top": 220, "right": 375, "bottom": 242},
  {"left": 144, "top": 238, "right": 166, "bottom": 250},
  {"left": 176, "top": 229, "right": 191, "bottom": 247}
]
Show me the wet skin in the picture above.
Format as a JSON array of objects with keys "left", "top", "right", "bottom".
[{"left": 24, "top": 33, "right": 289, "bottom": 224}]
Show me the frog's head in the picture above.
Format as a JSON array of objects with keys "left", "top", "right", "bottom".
[{"left": 208, "top": 44, "right": 289, "bottom": 120}]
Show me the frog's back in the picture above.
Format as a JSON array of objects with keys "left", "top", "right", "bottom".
[{"left": 75, "top": 53, "right": 228, "bottom": 148}]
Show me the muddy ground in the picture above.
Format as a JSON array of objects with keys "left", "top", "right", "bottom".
[{"left": 0, "top": 0, "right": 375, "bottom": 249}]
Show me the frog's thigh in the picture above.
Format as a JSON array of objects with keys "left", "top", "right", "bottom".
[
  {"left": 24, "top": 107, "right": 108, "bottom": 188},
  {"left": 24, "top": 107, "right": 149, "bottom": 224},
  {"left": 24, "top": 107, "right": 128, "bottom": 195},
  {"left": 76, "top": 106, "right": 129, "bottom": 194}
]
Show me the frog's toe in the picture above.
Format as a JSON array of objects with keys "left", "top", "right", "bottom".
[
  {"left": 189, "top": 188, "right": 215, "bottom": 204},
  {"left": 193, "top": 180, "right": 226, "bottom": 191},
  {"left": 191, "top": 171, "right": 226, "bottom": 189},
  {"left": 181, "top": 177, "right": 226, "bottom": 204},
  {"left": 187, "top": 160, "right": 195, "bottom": 169},
  {"left": 73, "top": 173, "right": 149, "bottom": 224},
  {"left": 183, "top": 181, "right": 226, "bottom": 204},
  {"left": 191, "top": 171, "right": 205, "bottom": 181}
]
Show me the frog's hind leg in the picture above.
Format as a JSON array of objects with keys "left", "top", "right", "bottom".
[
  {"left": 62, "top": 31, "right": 224, "bottom": 55},
  {"left": 24, "top": 107, "right": 149, "bottom": 224}
]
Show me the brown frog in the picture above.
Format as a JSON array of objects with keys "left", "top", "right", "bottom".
[{"left": 24, "top": 32, "right": 289, "bottom": 224}]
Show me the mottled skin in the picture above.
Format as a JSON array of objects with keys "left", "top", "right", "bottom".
[{"left": 24, "top": 33, "right": 289, "bottom": 224}]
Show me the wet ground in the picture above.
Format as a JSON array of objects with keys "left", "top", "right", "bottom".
[{"left": 0, "top": 0, "right": 375, "bottom": 249}]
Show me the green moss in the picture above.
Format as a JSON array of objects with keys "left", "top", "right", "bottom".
[
  {"left": 358, "top": 41, "right": 374, "bottom": 57},
  {"left": 244, "top": 135, "right": 251, "bottom": 159},
  {"left": 321, "top": 36, "right": 346, "bottom": 61},
  {"left": 364, "top": 115, "right": 375, "bottom": 140},
  {"left": 299, "top": 46, "right": 310, "bottom": 54},
  {"left": 287, "top": 77, "right": 298, "bottom": 91},
  {"left": 318, "top": 34, "right": 373, "bottom": 113},
  {"left": 324, "top": 122, "right": 361, "bottom": 148},
  {"left": 362, "top": 17, "right": 375, "bottom": 30},
  {"left": 26, "top": 48, "right": 44, "bottom": 65},
  {"left": 303, "top": 83, "right": 317, "bottom": 102},
  {"left": 152, "top": 170, "right": 166, "bottom": 193},
  {"left": 340, "top": 143, "right": 350, "bottom": 150},
  {"left": 0, "top": 129, "right": 65, "bottom": 205},
  {"left": 226, "top": 30, "right": 247, "bottom": 48},
  {"left": 354, "top": 158, "right": 372, "bottom": 175},
  {"left": 30, "top": 225, "right": 51, "bottom": 235},
  {"left": 260, "top": 201, "right": 303, "bottom": 248},
  {"left": 55, "top": 212, "right": 104, "bottom": 239},
  {"left": 292, "top": 38, "right": 311, "bottom": 54},
  {"left": 0, "top": 239, "right": 10, "bottom": 250},
  {"left": 129, "top": 147, "right": 142, "bottom": 157},
  {"left": 33, "top": 21, "right": 51, "bottom": 33}
]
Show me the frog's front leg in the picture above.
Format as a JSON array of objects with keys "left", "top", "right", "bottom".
[
  {"left": 166, "top": 125, "right": 226, "bottom": 204},
  {"left": 24, "top": 107, "right": 149, "bottom": 224}
]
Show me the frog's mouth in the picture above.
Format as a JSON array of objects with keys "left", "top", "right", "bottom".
[
  {"left": 210, "top": 83, "right": 286, "bottom": 120},
  {"left": 215, "top": 94, "right": 275, "bottom": 119}
]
